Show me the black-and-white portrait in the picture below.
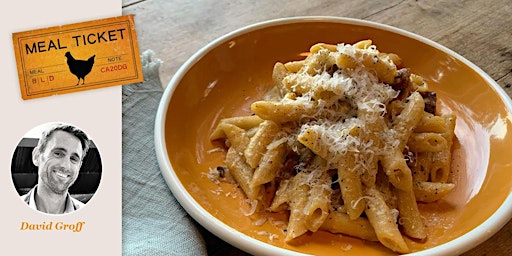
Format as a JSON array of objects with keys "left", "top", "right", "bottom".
[{"left": 11, "top": 122, "right": 102, "bottom": 214}]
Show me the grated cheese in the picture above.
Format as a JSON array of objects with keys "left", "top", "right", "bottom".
[
  {"left": 242, "top": 199, "right": 259, "bottom": 216},
  {"left": 279, "top": 43, "right": 402, "bottom": 172}
]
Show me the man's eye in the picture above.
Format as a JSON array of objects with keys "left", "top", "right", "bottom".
[
  {"left": 53, "top": 151, "right": 63, "bottom": 157},
  {"left": 70, "top": 157, "right": 80, "bottom": 164}
]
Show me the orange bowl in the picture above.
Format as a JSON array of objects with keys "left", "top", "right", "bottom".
[{"left": 155, "top": 17, "right": 512, "bottom": 255}]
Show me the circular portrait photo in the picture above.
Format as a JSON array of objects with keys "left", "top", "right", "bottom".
[{"left": 11, "top": 122, "right": 102, "bottom": 215}]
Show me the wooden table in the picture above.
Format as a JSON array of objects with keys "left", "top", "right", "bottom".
[{"left": 122, "top": 0, "right": 512, "bottom": 255}]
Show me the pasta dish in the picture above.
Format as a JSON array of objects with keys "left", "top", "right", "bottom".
[{"left": 208, "top": 40, "right": 456, "bottom": 253}]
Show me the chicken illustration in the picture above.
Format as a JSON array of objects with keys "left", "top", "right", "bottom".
[{"left": 64, "top": 51, "right": 95, "bottom": 85}]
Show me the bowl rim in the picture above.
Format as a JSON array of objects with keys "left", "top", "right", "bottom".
[{"left": 154, "top": 16, "right": 512, "bottom": 256}]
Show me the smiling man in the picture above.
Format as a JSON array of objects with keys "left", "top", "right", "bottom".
[{"left": 20, "top": 123, "right": 91, "bottom": 214}]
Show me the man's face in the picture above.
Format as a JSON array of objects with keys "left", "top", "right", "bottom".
[{"left": 33, "top": 130, "right": 84, "bottom": 195}]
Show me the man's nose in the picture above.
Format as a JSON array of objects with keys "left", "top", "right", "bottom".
[{"left": 56, "top": 157, "right": 72, "bottom": 171}]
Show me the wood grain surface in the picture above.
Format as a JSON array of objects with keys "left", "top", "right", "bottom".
[{"left": 122, "top": 1, "right": 512, "bottom": 255}]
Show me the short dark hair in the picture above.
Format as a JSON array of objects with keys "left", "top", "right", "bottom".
[{"left": 36, "top": 123, "right": 91, "bottom": 159}]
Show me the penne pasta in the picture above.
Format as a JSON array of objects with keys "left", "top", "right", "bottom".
[
  {"left": 414, "top": 113, "right": 447, "bottom": 133},
  {"left": 410, "top": 152, "right": 431, "bottom": 182},
  {"left": 380, "top": 149, "right": 413, "bottom": 191},
  {"left": 210, "top": 115, "right": 264, "bottom": 140},
  {"left": 320, "top": 210, "right": 379, "bottom": 241},
  {"left": 309, "top": 42, "right": 338, "bottom": 53},
  {"left": 429, "top": 152, "right": 451, "bottom": 183},
  {"left": 244, "top": 120, "right": 281, "bottom": 168},
  {"left": 221, "top": 123, "right": 250, "bottom": 153},
  {"left": 394, "top": 186, "right": 427, "bottom": 240},
  {"left": 251, "top": 138, "right": 287, "bottom": 187},
  {"left": 251, "top": 97, "right": 317, "bottom": 123},
  {"left": 337, "top": 155, "right": 365, "bottom": 220},
  {"left": 272, "top": 62, "right": 290, "bottom": 96},
  {"left": 407, "top": 132, "right": 447, "bottom": 152},
  {"left": 208, "top": 40, "right": 457, "bottom": 254},
  {"left": 413, "top": 181, "right": 456, "bottom": 202},
  {"left": 302, "top": 48, "right": 337, "bottom": 76},
  {"left": 269, "top": 179, "right": 291, "bottom": 212},
  {"left": 353, "top": 39, "right": 372, "bottom": 49},
  {"left": 225, "top": 147, "right": 260, "bottom": 200},
  {"left": 392, "top": 92, "right": 425, "bottom": 150},
  {"left": 285, "top": 171, "right": 312, "bottom": 241},
  {"left": 304, "top": 167, "right": 332, "bottom": 232},
  {"left": 335, "top": 46, "right": 400, "bottom": 84},
  {"left": 283, "top": 60, "right": 304, "bottom": 73},
  {"left": 297, "top": 126, "right": 329, "bottom": 159},
  {"left": 430, "top": 114, "right": 456, "bottom": 183},
  {"left": 365, "top": 187, "right": 409, "bottom": 254}
]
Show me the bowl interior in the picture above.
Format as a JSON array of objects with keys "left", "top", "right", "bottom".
[{"left": 162, "top": 19, "right": 512, "bottom": 255}]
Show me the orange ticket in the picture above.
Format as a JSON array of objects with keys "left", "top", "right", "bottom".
[{"left": 12, "top": 15, "right": 143, "bottom": 100}]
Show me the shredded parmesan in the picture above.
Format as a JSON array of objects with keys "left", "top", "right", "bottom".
[
  {"left": 278, "top": 44, "right": 402, "bottom": 171},
  {"left": 256, "top": 231, "right": 279, "bottom": 241},
  {"left": 350, "top": 196, "right": 373, "bottom": 210},
  {"left": 241, "top": 199, "right": 259, "bottom": 216},
  {"left": 206, "top": 147, "right": 224, "bottom": 154}
]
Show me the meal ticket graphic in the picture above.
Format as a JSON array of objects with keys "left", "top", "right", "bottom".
[{"left": 12, "top": 15, "right": 143, "bottom": 100}]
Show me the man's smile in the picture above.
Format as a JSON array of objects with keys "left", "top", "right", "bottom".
[{"left": 53, "top": 170, "right": 71, "bottom": 179}]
